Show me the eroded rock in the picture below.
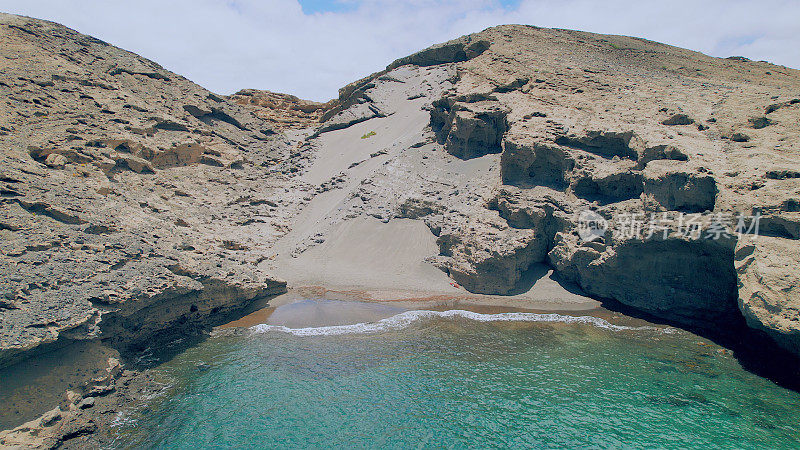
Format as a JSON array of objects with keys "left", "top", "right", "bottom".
[
  {"left": 643, "top": 164, "right": 717, "bottom": 212},
  {"left": 431, "top": 95, "right": 509, "bottom": 159},
  {"left": 736, "top": 236, "right": 800, "bottom": 354},
  {"left": 501, "top": 137, "right": 574, "bottom": 187},
  {"left": 550, "top": 233, "right": 739, "bottom": 328}
]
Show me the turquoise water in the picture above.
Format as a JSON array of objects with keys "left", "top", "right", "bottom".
[{"left": 114, "top": 307, "right": 800, "bottom": 449}]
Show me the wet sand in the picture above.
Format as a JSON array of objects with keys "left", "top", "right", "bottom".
[
  {"left": 221, "top": 293, "right": 405, "bottom": 329},
  {"left": 218, "top": 287, "right": 655, "bottom": 331}
]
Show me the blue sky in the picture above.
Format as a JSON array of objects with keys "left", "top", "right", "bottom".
[
  {"left": 1, "top": 0, "right": 797, "bottom": 101},
  {"left": 298, "top": 0, "right": 522, "bottom": 14},
  {"left": 298, "top": 0, "right": 354, "bottom": 13}
]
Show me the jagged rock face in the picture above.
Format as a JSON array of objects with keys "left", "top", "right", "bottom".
[
  {"left": 501, "top": 135, "right": 575, "bottom": 188},
  {"left": 434, "top": 185, "right": 572, "bottom": 294},
  {"left": 317, "top": 35, "right": 489, "bottom": 130},
  {"left": 642, "top": 163, "right": 717, "bottom": 212},
  {"left": 554, "top": 130, "right": 644, "bottom": 160},
  {"left": 387, "top": 38, "right": 490, "bottom": 71},
  {"left": 549, "top": 233, "right": 740, "bottom": 327},
  {"left": 0, "top": 13, "right": 305, "bottom": 367}
]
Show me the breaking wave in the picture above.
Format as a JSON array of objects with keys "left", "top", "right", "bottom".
[{"left": 249, "top": 309, "right": 661, "bottom": 336}]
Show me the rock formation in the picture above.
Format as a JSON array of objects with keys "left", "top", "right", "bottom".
[{"left": 227, "top": 89, "right": 331, "bottom": 130}]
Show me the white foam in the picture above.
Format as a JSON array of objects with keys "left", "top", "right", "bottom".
[{"left": 249, "top": 309, "right": 658, "bottom": 336}]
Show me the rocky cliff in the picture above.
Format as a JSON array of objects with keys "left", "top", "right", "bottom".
[
  {"left": 0, "top": 13, "right": 301, "bottom": 368},
  {"left": 440, "top": 26, "right": 800, "bottom": 352},
  {"left": 2, "top": 12, "right": 800, "bottom": 383},
  {"left": 252, "top": 25, "right": 800, "bottom": 358}
]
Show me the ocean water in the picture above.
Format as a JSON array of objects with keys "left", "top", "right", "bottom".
[{"left": 114, "top": 306, "right": 800, "bottom": 449}]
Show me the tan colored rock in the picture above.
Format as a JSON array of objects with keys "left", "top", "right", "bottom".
[
  {"left": 228, "top": 89, "right": 331, "bottom": 129},
  {"left": 431, "top": 95, "right": 509, "bottom": 159},
  {"left": 44, "top": 153, "right": 67, "bottom": 169},
  {"left": 113, "top": 154, "right": 153, "bottom": 173},
  {"left": 642, "top": 163, "right": 717, "bottom": 212},
  {"left": 736, "top": 236, "right": 800, "bottom": 354}
]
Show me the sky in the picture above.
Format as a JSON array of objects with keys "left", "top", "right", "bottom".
[{"left": 0, "top": 0, "right": 797, "bottom": 101}]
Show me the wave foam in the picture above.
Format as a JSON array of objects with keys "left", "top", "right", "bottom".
[{"left": 249, "top": 310, "right": 659, "bottom": 336}]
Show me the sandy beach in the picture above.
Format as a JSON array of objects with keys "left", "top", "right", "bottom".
[{"left": 266, "top": 214, "right": 600, "bottom": 311}]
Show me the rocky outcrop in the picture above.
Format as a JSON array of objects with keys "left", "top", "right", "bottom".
[
  {"left": 315, "top": 101, "right": 389, "bottom": 136},
  {"left": 735, "top": 237, "right": 800, "bottom": 354},
  {"left": 316, "top": 36, "right": 488, "bottom": 131},
  {"left": 571, "top": 167, "right": 644, "bottom": 204},
  {"left": 0, "top": 357, "right": 125, "bottom": 449},
  {"left": 550, "top": 232, "right": 739, "bottom": 328},
  {"left": 85, "top": 261, "right": 286, "bottom": 353},
  {"left": 387, "top": 37, "right": 490, "bottom": 71},
  {"left": 554, "top": 130, "right": 643, "bottom": 160},
  {"left": 430, "top": 95, "right": 509, "bottom": 159},
  {"left": 228, "top": 89, "right": 331, "bottom": 130},
  {"left": 642, "top": 163, "right": 717, "bottom": 212},
  {"left": 501, "top": 137, "right": 575, "bottom": 187}
]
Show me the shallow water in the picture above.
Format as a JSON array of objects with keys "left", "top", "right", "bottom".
[{"left": 114, "top": 301, "right": 800, "bottom": 449}]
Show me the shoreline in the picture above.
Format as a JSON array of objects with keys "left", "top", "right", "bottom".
[
  {"left": 0, "top": 284, "right": 623, "bottom": 448},
  {"left": 219, "top": 285, "right": 657, "bottom": 332},
  {"left": 0, "top": 284, "right": 795, "bottom": 448}
]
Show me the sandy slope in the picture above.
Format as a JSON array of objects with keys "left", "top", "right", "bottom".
[{"left": 264, "top": 65, "right": 597, "bottom": 310}]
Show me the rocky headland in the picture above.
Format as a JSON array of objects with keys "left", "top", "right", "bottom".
[{"left": 1, "top": 11, "right": 800, "bottom": 448}]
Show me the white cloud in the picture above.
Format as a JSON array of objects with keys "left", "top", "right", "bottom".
[{"left": 0, "top": 0, "right": 797, "bottom": 101}]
